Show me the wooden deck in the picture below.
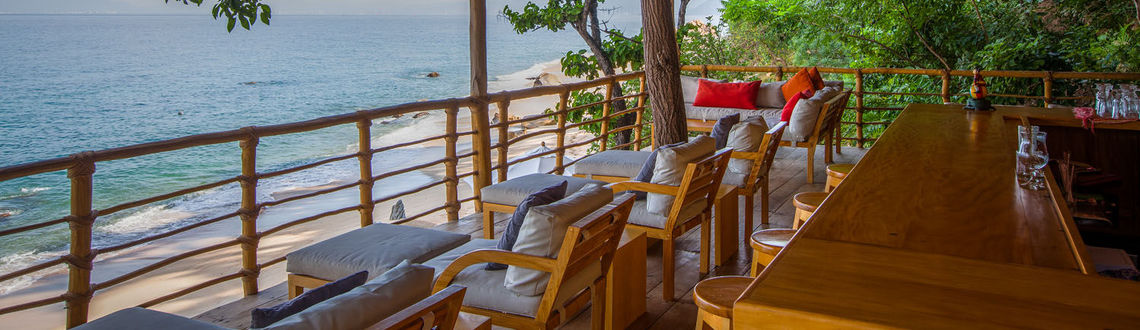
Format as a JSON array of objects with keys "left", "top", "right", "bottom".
[{"left": 192, "top": 145, "right": 867, "bottom": 329}]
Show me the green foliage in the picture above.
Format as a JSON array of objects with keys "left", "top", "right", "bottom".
[
  {"left": 168, "top": 0, "right": 270, "bottom": 32},
  {"left": 564, "top": 81, "right": 644, "bottom": 151},
  {"left": 720, "top": 0, "right": 1140, "bottom": 143}
]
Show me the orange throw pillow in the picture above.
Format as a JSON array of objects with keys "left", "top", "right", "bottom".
[
  {"left": 781, "top": 68, "right": 818, "bottom": 102},
  {"left": 808, "top": 67, "right": 825, "bottom": 90}
]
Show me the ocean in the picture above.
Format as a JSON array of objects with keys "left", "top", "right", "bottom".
[{"left": 0, "top": 14, "right": 611, "bottom": 294}]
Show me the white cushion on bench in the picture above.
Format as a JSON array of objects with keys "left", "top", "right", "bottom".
[
  {"left": 572, "top": 150, "right": 651, "bottom": 179},
  {"left": 480, "top": 173, "right": 604, "bottom": 206},
  {"left": 286, "top": 223, "right": 469, "bottom": 281},
  {"left": 74, "top": 308, "right": 228, "bottom": 330},
  {"left": 627, "top": 198, "right": 707, "bottom": 229}
]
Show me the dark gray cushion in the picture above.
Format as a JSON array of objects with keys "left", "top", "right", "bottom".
[
  {"left": 573, "top": 150, "right": 652, "bottom": 179},
  {"left": 286, "top": 223, "right": 469, "bottom": 281},
  {"left": 263, "top": 262, "right": 434, "bottom": 330},
  {"left": 488, "top": 181, "right": 567, "bottom": 270},
  {"left": 710, "top": 113, "right": 740, "bottom": 149},
  {"left": 251, "top": 271, "right": 368, "bottom": 327},
  {"left": 74, "top": 308, "right": 227, "bottom": 330},
  {"left": 480, "top": 173, "right": 604, "bottom": 206}
]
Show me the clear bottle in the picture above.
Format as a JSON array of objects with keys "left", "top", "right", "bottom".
[
  {"left": 1095, "top": 83, "right": 1112, "bottom": 117},
  {"left": 1123, "top": 84, "right": 1140, "bottom": 120}
]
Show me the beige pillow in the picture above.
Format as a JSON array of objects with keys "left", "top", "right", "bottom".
[
  {"left": 262, "top": 261, "right": 432, "bottom": 330},
  {"left": 647, "top": 136, "right": 716, "bottom": 216},
  {"left": 726, "top": 119, "right": 770, "bottom": 175},
  {"left": 755, "top": 81, "right": 787, "bottom": 108},
  {"left": 504, "top": 184, "right": 613, "bottom": 296},
  {"left": 786, "top": 87, "right": 841, "bottom": 142}
]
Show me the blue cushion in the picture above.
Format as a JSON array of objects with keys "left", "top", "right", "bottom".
[
  {"left": 251, "top": 270, "right": 368, "bottom": 328},
  {"left": 487, "top": 181, "right": 568, "bottom": 270},
  {"left": 631, "top": 142, "right": 685, "bottom": 199},
  {"left": 710, "top": 113, "right": 740, "bottom": 149}
]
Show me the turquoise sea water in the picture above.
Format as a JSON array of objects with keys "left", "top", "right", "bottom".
[{"left": 0, "top": 14, "right": 602, "bottom": 292}]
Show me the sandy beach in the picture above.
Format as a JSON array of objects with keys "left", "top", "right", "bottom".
[{"left": 0, "top": 59, "right": 608, "bottom": 329}]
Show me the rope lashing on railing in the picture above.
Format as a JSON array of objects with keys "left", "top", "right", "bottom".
[{"left": 67, "top": 151, "right": 97, "bottom": 178}]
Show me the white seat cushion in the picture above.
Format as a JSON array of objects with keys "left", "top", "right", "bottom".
[
  {"left": 721, "top": 171, "right": 748, "bottom": 189},
  {"left": 627, "top": 198, "right": 707, "bottom": 229},
  {"left": 286, "top": 223, "right": 469, "bottom": 281},
  {"left": 480, "top": 173, "right": 604, "bottom": 206},
  {"left": 422, "top": 239, "right": 602, "bottom": 317},
  {"left": 573, "top": 150, "right": 651, "bottom": 179}
]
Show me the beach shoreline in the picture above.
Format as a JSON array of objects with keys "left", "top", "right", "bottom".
[{"left": 0, "top": 58, "right": 608, "bottom": 329}]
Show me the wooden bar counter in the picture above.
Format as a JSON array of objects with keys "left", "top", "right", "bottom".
[{"left": 734, "top": 104, "right": 1140, "bottom": 328}]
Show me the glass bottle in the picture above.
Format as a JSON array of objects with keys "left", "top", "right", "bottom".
[{"left": 1095, "top": 83, "right": 1112, "bottom": 118}]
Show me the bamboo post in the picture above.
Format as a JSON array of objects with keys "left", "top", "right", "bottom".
[
  {"left": 854, "top": 69, "right": 865, "bottom": 148},
  {"left": 941, "top": 69, "right": 952, "bottom": 104},
  {"left": 700, "top": 65, "right": 708, "bottom": 78},
  {"left": 1043, "top": 72, "right": 1054, "bottom": 107},
  {"left": 600, "top": 82, "right": 614, "bottom": 151},
  {"left": 65, "top": 152, "right": 95, "bottom": 328},
  {"left": 238, "top": 131, "right": 260, "bottom": 296},
  {"left": 776, "top": 66, "right": 785, "bottom": 81},
  {"left": 356, "top": 117, "right": 374, "bottom": 227},
  {"left": 469, "top": 103, "right": 492, "bottom": 212},
  {"left": 444, "top": 106, "right": 460, "bottom": 222},
  {"left": 555, "top": 91, "right": 569, "bottom": 174},
  {"left": 634, "top": 76, "right": 646, "bottom": 151},
  {"left": 496, "top": 100, "right": 509, "bottom": 183},
  {"left": 469, "top": 0, "right": 490, "bottom": 212}
]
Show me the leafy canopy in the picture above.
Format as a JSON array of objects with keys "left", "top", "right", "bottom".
[{"left": 168, "top": 0, "right": 271, "bottom": 32}]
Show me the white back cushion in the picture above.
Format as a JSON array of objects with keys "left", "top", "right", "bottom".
[
  {"left": 726, "top": 119, "right": 770, "bottom": 175},
  {"left": 647, "top": 136, "right": 716, "bottom": 216},
  {"left": 786, "top": 86, "right": 841, "bottom": 142}
]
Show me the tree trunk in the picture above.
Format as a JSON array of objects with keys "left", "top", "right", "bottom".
[
  {"left": 643, "top": 0, "right": 687, "bottom": 146},
  {"left": 572, "top": 2, "right": 634, "bottom": 148},
  {"left": 677, "top": 0, "right": 692, "bottom": 30}
]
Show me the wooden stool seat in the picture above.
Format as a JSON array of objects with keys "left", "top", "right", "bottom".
[
  {"left": 748, "top": 229, "right": 795, "bottom": 276},
  {"left": 825, "top": 163, "right": 854, "bottom": 192},
  {"left": 792, "top": 192, "right": 827, "bottom": 230},
  {"left": 694, "top": 276, "right": 754, "bottom": 329}
]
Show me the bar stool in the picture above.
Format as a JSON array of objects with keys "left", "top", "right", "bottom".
[
  {"left": 792, "top": 192, "right": 826, "bottom": 229},
  {"left": 749, "top": 229, "right": 795, "bottom": 276},
  {"left": 825, "top": 163, "right": 854, "bottom": 192},
  {"left": 693, "top": 276, "right": 753, "bottom": 330}
]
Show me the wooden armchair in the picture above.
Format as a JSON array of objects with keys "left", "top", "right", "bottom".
[
  {"left": 367, "top": 285, "right": 467, "bottom": 330},
  {"left": 728, "top": 122, "right": 787, "bottom": 231},
  {"left": 431, "top": 194, "right": 635, "bottom": 329},
  {"left": 606, "top": 149, "right": 732, "bottom": 301},
  {"left": 787, "top": 90, "right": 851, "bottom": 183}
]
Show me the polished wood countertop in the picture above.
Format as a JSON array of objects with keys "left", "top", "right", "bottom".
[{"left": 734, "top": 104, "right": 1140, "bottom": 328}]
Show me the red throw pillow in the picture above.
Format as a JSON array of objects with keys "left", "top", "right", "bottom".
[
  {"left": 693, "top": 79, "right": 762, "bottom": 110},
  {"left": 808, "top": 67, "right": 825, "bottom": 90},
  {"left": 780, "top": 89, "right": 815, "bottom": 122},
  {"left": 781, "top": 68, "right": 818, "bottom": 101}
]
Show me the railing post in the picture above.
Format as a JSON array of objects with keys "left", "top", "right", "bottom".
[
  {"left": 776, "top": 66, "right": 785, "bottom": 81},
  {"left": 496, "top": 100, "right": 509, "bottom": 183},
  {"left": 444, "top": 105, "right": 460, "bottom": 222},
  {"left": 469, "top": 100, "right": 493, "bottom": 212},
  {"left": 600, "top": 81, "right": 614, "bottom": 151},
  {"left": 1043, "top": 72, "right": 1055, "bottom": 107},
  {"left": 555, "top": 91, "right": 569, "bottom": 174},
  {"left": 700, "top": 65, "right": 708, "bottom": 78},
  {"left": 356, "top": 117, "right": 375, "bottom": 227},
  {"left": 854, "top": 69, "right": 865, "bottom": 148},
  {"left": 65, "top": 152, "right": 95, "bottom": 328},
  {"left": 941, "top": 69, "right": 952, "bottom": 104},
  {"left": 238, "top": 130, "right": 260, "bottom": 296},
  {"left": 634, "top": 76, "right": 647, "bottom": 151}
]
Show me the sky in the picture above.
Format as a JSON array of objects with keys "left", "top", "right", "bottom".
[{"left": 0, "top": 0, "right": 723, "bottom": 18}]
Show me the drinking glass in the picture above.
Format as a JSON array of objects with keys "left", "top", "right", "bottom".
[
  {"left": 1096, "top": 83, "right": 1113, "bottom": 117},
  {"left": 1028, "top": 131, "right": 1049, "bottom": 190},
  {"left": 1122, "top": 84, "right": 1140, "bottom": 120},
  {"left": 1015, "top": 126, "right": 1035, "bottom": 188}
]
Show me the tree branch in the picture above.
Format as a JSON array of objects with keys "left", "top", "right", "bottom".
[
  {"left": 801, "top": 19, "right": 922, "bottom": 68},
  {"left": 969, "top": 0, "right": 990, "bottom": 43},
  {"left": 602, "top": 29, "right": 641, "bottom": 44},
  {"left": 900, "top": 3, "right": 951, "bottom": 70}
]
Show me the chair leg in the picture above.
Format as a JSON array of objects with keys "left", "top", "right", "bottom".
[
  {"left": 700, "top": 215, "right": 710, "bottom": 275},
  {"left": 663, "top": 238, "right": 675, "bottom": 301},
  {"left": 760, "top": 178, "right": 770, "bottom": 226},
  {"left": 482, "top": 209, "right": 495, "bottom": 239},
  {"left": 743, "top": 193, "right": 754, "bottom": 235},
  {"left": 834, "top": 128, "right": 843, "bottom": 155},
  {"left": 825, "top": 134, "right": 834, "bottom": 164},
  {"left": 591, "top": 277, "right": 606, "bottom": 330},
  {"left": 805, "top": 144, "right": 816, "bottom": 184}
]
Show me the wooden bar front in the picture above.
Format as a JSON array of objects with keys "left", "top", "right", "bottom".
[{"left": 734, "top": 104, "right": 1140, "bottom": 328}]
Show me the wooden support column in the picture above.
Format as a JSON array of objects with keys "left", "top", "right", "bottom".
[
  {"left": 1043, "top": 72, "right": 1055, "bottom": 107},
  {"left": 941, "top": 69, "right": 952, "bottom": 104},
  {"left": 356, "top": 117, "right": 375, "bottom": 227},
  {"left": 469, "top": 0, "right": 491, "bottom": 212},
  {"left": 555, "top": 91, "right": 569, "bottom": 174},
  {"left": 854, "top": 69, "right": 865, "bottom": 148},
  {"left": 634, "top": 76, "right": 647, "bottom": 150},
  {"left": 600, "top": 82, "right": 614, "bottom": 151},
  {"left": 776, "top": 66, "right": 785, "bottom": 81},
  {"left": 496, "top": 100, "right": 509, "bottom": 183},
  {"left": 65, "top": 152, "right": 95, "bottom": 328},
  {"left": 238, "top": 131, "right": 260, "bottom": 296},
  {"left": 641, "top": 0, "right": 687, "bottom": 146},
  {"left": 444, "top": 106, "right": 460, "bottom": 222}
]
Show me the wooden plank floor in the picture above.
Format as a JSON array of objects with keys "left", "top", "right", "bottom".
[{"left": 193, "top": 145, "right": 866, "bottom": 329}]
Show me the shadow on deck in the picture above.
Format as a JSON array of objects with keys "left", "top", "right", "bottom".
[{"left": 192, "top": 146, "right": 867, "bottom": 329}]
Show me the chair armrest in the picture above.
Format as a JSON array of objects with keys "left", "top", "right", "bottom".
[
  {"left": 730, "top": 150, "right": 762, "bottom": 160},
  {"left": 432, "top": 249, "right": 558, "bottom": 292},
  {"left": 605, "top": 181, "right": 679, "bottom": 195}
]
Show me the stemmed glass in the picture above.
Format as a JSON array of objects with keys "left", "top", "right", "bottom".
[{"left": 1016, "top": 128, "right": 1049, "bottom": 190}]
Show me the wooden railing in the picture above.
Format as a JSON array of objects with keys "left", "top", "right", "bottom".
[
  {"left": 0, "top": 72, "right": 646, "bottom": 328},
  {"left": 682, "top": 65, "right": 1140, "bottom": 147}
]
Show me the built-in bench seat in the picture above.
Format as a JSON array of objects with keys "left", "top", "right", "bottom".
[{"left": 478, "top": 173, "right": 605, "bottom": 239}]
